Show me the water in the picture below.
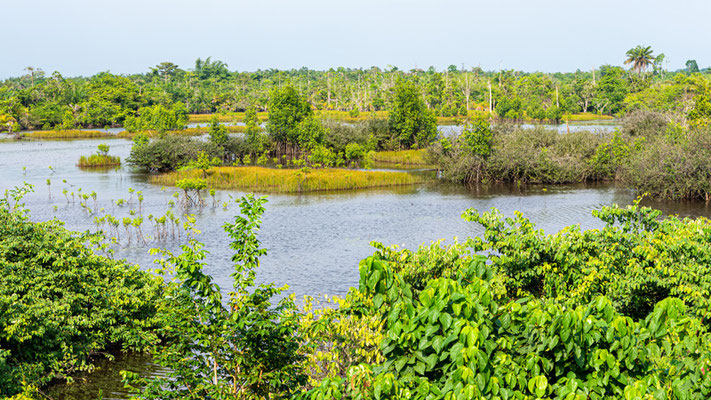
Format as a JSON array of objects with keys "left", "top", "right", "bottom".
[
  {"left": 438, "top": 120, "right": 618, "bottom": 136},
  {"left": 1, "top": 133, "right": 708, "bottom": 399}
]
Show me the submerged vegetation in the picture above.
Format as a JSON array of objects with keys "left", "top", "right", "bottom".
[
  {"left": 151, "top": 166, "right": 426, "bottom": 193},
  {"left": 429, "top": 110, "right": 711, "bottom": 201}
]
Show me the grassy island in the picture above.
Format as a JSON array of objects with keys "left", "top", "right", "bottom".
[
  {"left": 23, "top": 129, "right": 114, "bottom": 139},
  {"left": 150, "top": 166, "right": 425, "bottom": 193},
  {"left": 77, "top": 144, "right": 121, "bottom": 167}
]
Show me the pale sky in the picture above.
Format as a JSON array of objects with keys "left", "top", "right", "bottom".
[{"left": 1, "top": 0, "right": 709, "bottom": 78}]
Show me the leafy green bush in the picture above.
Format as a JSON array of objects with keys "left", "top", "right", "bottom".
[
  {"left": 0, "top": 186, "right": 162, "bottom": 396},
  {"left": 127, "top": 135, "right": 223, "bottom": 172},
  {"left": 123, "top": 103, "right": 188, "bottom": 133},
  {"left": 303, "top": 202, "right": 711, "bottom": 399},
  {"left": 123, "top": 195, "right": 307, "bottom": 399}
]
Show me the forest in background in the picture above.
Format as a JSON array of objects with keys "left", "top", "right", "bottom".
[{"left": 1, "top": 47, "right": 710, "bottom": 131}]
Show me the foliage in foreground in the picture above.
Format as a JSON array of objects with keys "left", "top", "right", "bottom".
[
  {"left": 123, "top": 195, "right": 307, "bottom": 399},
  {"left": 0, "top": 186, "right": 162, "bottom": 397},
  {"left": 304, "top": 202, "right": 711, "bottom": 399}
]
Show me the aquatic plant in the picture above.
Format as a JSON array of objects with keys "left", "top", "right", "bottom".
[{"left": 78, "top": 144, "right": 121, "bottom": 167}]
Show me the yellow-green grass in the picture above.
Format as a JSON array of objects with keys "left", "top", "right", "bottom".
[
  {"left": 77, "top": 154, "right": 121, "bottom": 167},
  {"left": 566, "top": 112, "right": 614, "bottom": 122},
  {"left": 372, "top": 149, "right": 433, "bottom": 167},
  {"left": 151, "top": 166, "right": 425, "bottom": 193},
  {"left": 117, "top": 125, "right": 249, "bottom": 138},
  {"left": 23, "top": 130, "right": 115, "bottom": 139}
]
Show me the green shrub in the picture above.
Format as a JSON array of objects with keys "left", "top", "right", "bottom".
[
  {"left": 0, "top": 186, "right": 162, "bottom": 396},
  {"left": 127, "top": 135, "right": 223, "bottom": 172}
]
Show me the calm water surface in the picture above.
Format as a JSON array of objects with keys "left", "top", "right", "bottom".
[{"left": 1, "top": 132, "right": 708, "bottom": 399}]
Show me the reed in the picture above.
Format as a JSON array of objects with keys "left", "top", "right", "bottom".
[
  {"left": 372, "top": 149, "right": 432, "bottom": 166},
  {"left": 23, "top": 130, "right": 114, "bottom": 139},
  {"left": 150, "top": 166, "right": 425, "bottom": 193},
  {"left": 77, "top": 154, "right": 121, "bottom": 167}
]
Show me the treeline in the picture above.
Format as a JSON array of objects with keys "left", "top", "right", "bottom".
[{"left": 2, "top": 55, "right": 710, "bottom": 131}]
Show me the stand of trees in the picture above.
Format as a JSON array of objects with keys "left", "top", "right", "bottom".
[{"left": 2, "top": 48, "right": 710, "bottom": 132}]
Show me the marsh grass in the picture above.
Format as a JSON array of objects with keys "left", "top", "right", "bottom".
[
  {"left": 372, "top": 149, "right": 432, "bottom": 166},
  {"left": 77, "top": 154, "right": 121, "bottom": 167},
  {"left": 151, "top": 166, "right": 425, "bottom": 193},
  {"left": 23, "top": 130, "right": 114, "bottom": 139}
]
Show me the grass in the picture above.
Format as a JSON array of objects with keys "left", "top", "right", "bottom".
[
  {"left": 22, "top": 130, "right": 115, "bottom": 139},
  {"left": 151, "top": 166, "right": 425, "bottom": 193},
  {"left": 77, "top": 154, "right": 121, "bottom": 167},
  {"left": 372, "top": 149, "right": 432, "bottom": 166},
  {"left": 117, "top": 125, "right": 249, "bottom": 138}
]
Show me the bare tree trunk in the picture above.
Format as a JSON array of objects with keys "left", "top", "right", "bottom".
[
  {"left": 327, "top": 72, "right": 331, "bottom": 109},
  {"left": 488, "top": 81, "right": 493, "bottom": 113}
]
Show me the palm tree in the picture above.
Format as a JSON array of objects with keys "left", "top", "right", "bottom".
[{"left": 624, "top": 46, "right": 655, "bottom": 75}]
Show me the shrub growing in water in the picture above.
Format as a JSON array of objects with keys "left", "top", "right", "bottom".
[{"left": 127, "top": 135, "right": 223, "bottom": 172}]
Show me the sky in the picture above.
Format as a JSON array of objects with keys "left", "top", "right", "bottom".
[{"left": 1, "top": 0, "right": 709, "bottom": 79}]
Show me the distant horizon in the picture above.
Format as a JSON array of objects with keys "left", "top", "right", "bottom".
[
  {"left": 1, "top": 60, "right": 707, "bottom": 81},
  {"left": 2, "top": 0, "right": 709, "bottom": 80}
]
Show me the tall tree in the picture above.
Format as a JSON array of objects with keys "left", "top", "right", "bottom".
[
  {"left": 266, "top": 85, "right": 313, "bottom": 150},
  {"left": 624, "top": 45, "right": 655, "bottom": 75},
  {"left": 686, "top": 60, "right": 700, "bottom": 74},
  {"left": 388, "top": 79, "right": 437, "bottom": 149}
]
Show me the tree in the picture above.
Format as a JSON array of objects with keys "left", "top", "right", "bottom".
[
  {"left": 653, "top": 54, "right": 666, "bottom": 77},
  {"left": 123, "top": 103, "right": 188, "bottom": 133},
  {"left": 686, "top": 59, "right": 700, "bottom": 74},
  {"left": 388, "top": 79, "right": 437, "bottom": 149},
  {"left": 594, "top": 66, "right": 629, "bottom": 115},
  {"left": 266, "top": 85, "right": 313, "bottom": 151},
  {"left": 624, "top": 45, "right": 655, "bottom": 75},
  {"left": 151, "top": 62, "right": 179, "bottom": 84},
  {"left": 124, "top": 196, "right": 306, "bottom": 399},
  {"left": 244, "top": 105, "right": 264, "bottom": 153},
  {"left": 207, "top": 115, "right": 228, "bottom": 147}
]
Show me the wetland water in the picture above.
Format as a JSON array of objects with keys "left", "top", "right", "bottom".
[{"left": 1, "top": 125, "right": 709, "bottom": 399}]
